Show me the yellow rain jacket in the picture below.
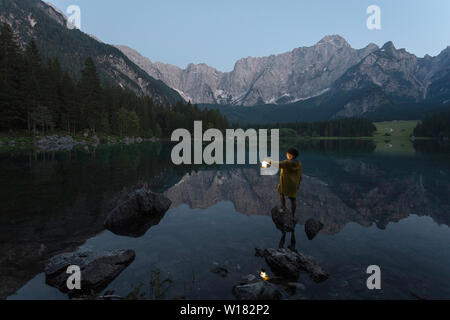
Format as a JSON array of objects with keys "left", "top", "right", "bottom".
[{"left": 277, "top": 160, "right": 303, "bottom": 198}]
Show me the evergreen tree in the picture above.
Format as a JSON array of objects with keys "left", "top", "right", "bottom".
[
  {"left": 45, "top": 57, "right": 63, "bottom": 129},
  {"left": 23, "top": 39, "right": 43, "bottom": 133},
  {"left": 414, "top": 110, "right": 450, "bottom": 138},
  {"left": 59, "top": 71, "right": 78, "bottom": 134},
  {"left": 78, "top": 58, "right": 104, "bottom": 133},
  {"left": 0, "top": 23, "right": 25, "bottom": 129}
]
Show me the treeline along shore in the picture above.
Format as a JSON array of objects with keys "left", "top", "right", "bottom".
[
  {"left": 245, "top": 118, "right": 377, "bottom": 138},
  {"left": 414, "top": 111, "right": 450, "bottom": 139}
]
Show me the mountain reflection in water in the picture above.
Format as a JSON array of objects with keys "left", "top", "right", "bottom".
[
  {"left": 2, "top": 140, "right": 450, "bottom": 300},
  {"left": 165, "top": 164, "right": 448, "bottom": 235}
]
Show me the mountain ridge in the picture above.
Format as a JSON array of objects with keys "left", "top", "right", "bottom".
[
  {"left": 118, "top": 35, "right": 449, "bottom": 121},
  {"left": 0, "top": 0, "right": 183, "bottom": 104},
  {"left": 115, "top": 35, "right": 381, "bottom": 106}
]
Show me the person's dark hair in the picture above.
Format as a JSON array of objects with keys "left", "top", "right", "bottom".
[{"left": 287, "top": 147, "right": 299, "bottom": 159}]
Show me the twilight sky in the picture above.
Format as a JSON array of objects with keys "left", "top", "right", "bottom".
[{"left": 49, "top": 0, "right": 450, "bottom": 72}]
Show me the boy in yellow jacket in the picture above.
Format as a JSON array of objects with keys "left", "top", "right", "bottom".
[{"left": 269, "top": 148, "right": 302, "bottom": 217}]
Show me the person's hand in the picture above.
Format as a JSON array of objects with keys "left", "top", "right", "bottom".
[{"left": 261, "top": 159, "right": 271, "bottom": 168}]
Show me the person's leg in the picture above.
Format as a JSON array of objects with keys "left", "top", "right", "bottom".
[
  {"left": 289, "top": 197, "right": 297, "bottom": 218},
  {"left": 280, "top": 194, "right": 287, "bottom": 213},
  {"left": 279, "top": 232, "right": 286, "bottom": 248},
  {"left": 288, "top": 232, "right": 296, "bottom": 252}
]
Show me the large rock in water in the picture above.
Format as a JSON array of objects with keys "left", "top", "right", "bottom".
[
  {"left": 232, "top": 281, "right": 282, "bottom": 300},
  {"left": 255, "top": 248, "right": 328, "bottom": 283},
  {"left": 45, "top": 249, "right": 135, "bottom": 296},
  {"left": 104, "top": 187, "right": 172, "bottom": 237}
]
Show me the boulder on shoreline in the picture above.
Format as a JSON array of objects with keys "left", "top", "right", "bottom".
[
  {"left": 4, "top": 134, "right": 159, "bottom": 151},
  {"left": 36, "top": 135, "right": 75, "bottom": 151},
  {"left": 122, "top": 137, "right": 144, "bottom": 145},
  {"left": 255, "top": 248, "right": 329, "bottom": 283},
  {"left": 92, "top": 135, "right": 100, "bottom": 146},
  {"left": 104, "top": 186, "right": 172, "bottom": 237},
  {"left": 45, "top": 249, "right": 135, "bottom": 296}
]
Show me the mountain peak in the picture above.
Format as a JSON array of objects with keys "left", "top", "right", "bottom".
[
  {"left": 440, "top": 46, "right": 450, "bottom": 54},
  {"left": 381, "top": 41, "right": 397, "bottom": 52},
  {"left": 317, "top": 35, "right": 350, "bottom": 48},
  {"left": 436, "top": 46, "right": 450, "bottom": 60},
  {"left": 366, "top": 43, "right": 379, "bottom": 50}
]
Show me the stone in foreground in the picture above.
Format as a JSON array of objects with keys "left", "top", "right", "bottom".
[
  {"left": 45, "top": 249, "right": 135, "bottom": 296},
  {"left": 232, "top": 281, "right": 282, "bottom": 300},
  {"left": 104, "top": 187, "right": 172, "bottom": 237},
  {"left": 255, "top": 248, "right": 328, "bottom": 283}
]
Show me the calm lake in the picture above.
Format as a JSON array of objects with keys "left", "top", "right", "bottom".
[{"left": 1, "top": 139, "right": 449, "bottom": 300}]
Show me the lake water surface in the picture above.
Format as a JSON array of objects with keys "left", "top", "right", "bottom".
[{"left": 2, "top": 140, "right": 449, "bottom": 300}]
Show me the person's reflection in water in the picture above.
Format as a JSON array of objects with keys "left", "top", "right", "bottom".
[
  {"left": 271, "top": 207, "right": 297, "bottom": 252},
  {"left": 269, "top": 207, "right": 302, "bottom": 297}
]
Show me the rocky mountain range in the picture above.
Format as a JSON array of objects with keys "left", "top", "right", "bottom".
[
  {"left": 0, "top": 0, "right": 182, "bottom": 104},
  {"left": 117, "top": 35, "right": 450, "bottom": 120},
  {"left": 331, "top": 41, "right": 450, "bottom": 118},
  {"left": 116, "top": 35, "right": 380, "bottom": 106}
]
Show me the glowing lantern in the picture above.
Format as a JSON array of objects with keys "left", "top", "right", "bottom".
[{"left": 260, "top": 271, "right": 270, "bottom": 281}]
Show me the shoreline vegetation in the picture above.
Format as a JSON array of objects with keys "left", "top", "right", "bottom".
[
  {"left": 0, "top": 131, "right": 161, "bottom": 151},
  {"left": 0, "top": 120, "right": 439, "bottom": 153}
]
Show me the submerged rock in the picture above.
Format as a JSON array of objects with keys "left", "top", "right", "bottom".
[
  {"left": 104, "top": 187, "right": 172, "bottom": 237},
  {"left": 211, "top": 266, "right": 229, "bottom": 278},
  {"left": 232, "top": 281, "right": 282, "bottom": 300},
  {"left": 255, "top": 248, "right": 328, "bottom": 283},
  {"left": 240, "top": 274, "right": 257, "bottom": 283},
  {"left": 45, "top": 249, "right": 135, "bottom": 296},
  {"left": 305, "top": 219, "right": 324, "bottom": 240},
  {"left": 287, "top": 282, "right": 306, "bottom": 291}
]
